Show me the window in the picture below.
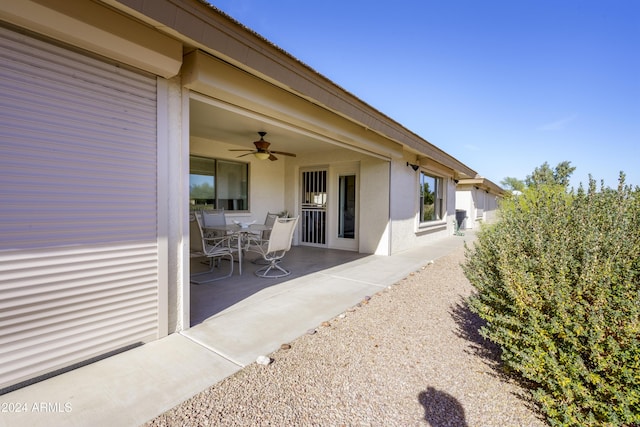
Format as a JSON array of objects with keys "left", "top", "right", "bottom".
[
  {"left": 476, "top": 190, "right": 485, "bottom": 219},
  {"left": 419, "top": 171, "right": 444, "bottom": 222},
  {"left": 338, "top": 174, "right": 356, "bottom": 239},
  {"left": 189, "top": 156, "right": 248, "bottom": 211}
]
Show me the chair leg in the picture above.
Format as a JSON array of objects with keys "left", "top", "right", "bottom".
[
  {"left": 255, "top": 260, "right": 290, "bottom": 278},
  {"left": 191, "top": 253, "right": 234, "bottom": 284}
]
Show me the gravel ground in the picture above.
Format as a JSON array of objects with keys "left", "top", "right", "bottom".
[{"left": 144, "top": 246, "right": 547, "bottom": 427}]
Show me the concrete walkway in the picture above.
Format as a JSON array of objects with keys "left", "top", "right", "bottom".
[{"left": 0, "top": 231, "right": 475, "bottom": 427}]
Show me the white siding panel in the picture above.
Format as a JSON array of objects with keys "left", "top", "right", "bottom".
[{"left": 0, "top": 26, "right": 159, "bottom": 390}]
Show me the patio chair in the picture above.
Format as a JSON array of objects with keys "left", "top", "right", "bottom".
[
  {"left": 249, "top": 212, "right": 281, "bottom": 265},
  {"left": 190, "top": 213, "right": 234, "bottom": 284},
  {"left": 260, "top": 211, "right": 280, "bottom": 240},
  {"left": 245, "top": 216, "right": 299, "bottom": 278},
  {"left": 200, "top": 208, "right": 227, "bottom": 238}
]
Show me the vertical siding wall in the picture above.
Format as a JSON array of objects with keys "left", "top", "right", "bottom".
[{"left": 0, "top": 26, "right": 159, "bottom": 391}]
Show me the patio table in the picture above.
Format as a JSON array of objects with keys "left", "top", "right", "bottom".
[{"left": 203, "top": 223, "right": 271, "bottom": 275}]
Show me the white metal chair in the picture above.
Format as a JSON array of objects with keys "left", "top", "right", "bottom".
[
  {"left": 249, "top": 212, "right": 281, "bottom": 265},
  {"left": 190, "top": 213, "right": 234, "bottom": 283},
  {"left": 245, "top": 216, "right": 299, "bottom": 278},
  {"left": 261, "top": 212, "right": 280, "bottom": 240},
  {"left": 200, "top": 209, "right": 227, "bottom": 238}
]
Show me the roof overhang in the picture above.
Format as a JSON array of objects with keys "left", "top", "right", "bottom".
[
  {"left": 456, "top": 178, "right": 505, "bottom": 196},
  {"left": 0, "top": 0, "right": 182, "bottom": 78},
  {"left": 103, "top": 0, "right": 479, "bottom": 176},
  {"left": 0, "top": 0, "right": 485, "bottom": 178},
  {"left": 183, "top": 50, "right": 404, "bottom": 160}
]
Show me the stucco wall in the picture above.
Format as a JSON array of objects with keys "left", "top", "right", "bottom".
[
  {"left": 455, "top": 184, "right": 502, "bottom": 229},
  {"left": 284, "top": 147, "right": 390, "bottom": 254},
  {"left": 359, "top": 158, "right": 390, "bottom": 255},
  {"left": 160, "top": 77, "right": 186, "bottom": 333},
  {"left": 389, "top": 158, "right": 418, "bottom": 253},
  {"left": 390, "top": 157, "right": 455, "bottom": 253},
  {"left": 455, "top": 188, "right": 473, "bottom": 229}
]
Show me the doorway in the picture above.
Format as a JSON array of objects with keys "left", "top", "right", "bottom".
[
  {"left": 300, "top": 169, "right": 327, "bottom": 246},
  {"left": 300, "top": 165, "right": 359, "bottom": 251},
  {"left": 332, "top": 162, "right": 359, "bottom": 251}
]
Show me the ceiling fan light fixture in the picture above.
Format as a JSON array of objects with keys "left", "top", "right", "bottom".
[{"left": 229, "top": 131, "right": 296, "bottom": 161}]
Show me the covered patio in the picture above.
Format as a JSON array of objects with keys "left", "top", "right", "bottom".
[
  {"left": 187, "top": 88, "right": 392, "bottom": 327},
  {"left": 186, "top": 84, "right": 396, "bottom": 333},
  {"left": 182, "top": 50, "right": 481, "bottom": 338},
  {"left": 188, "top": 90, "right": 392, "bottom": 256}
]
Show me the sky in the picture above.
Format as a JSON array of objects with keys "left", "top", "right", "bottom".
[{"left": 208, "top": 1, "right": 639, "bottom": 189}]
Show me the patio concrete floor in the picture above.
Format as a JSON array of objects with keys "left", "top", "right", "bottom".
[{"left": 0, "top": 230, "right": 476, "bottom": 427}]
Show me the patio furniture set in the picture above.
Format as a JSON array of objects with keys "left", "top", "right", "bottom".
[{"left": 190, "top": 210, "right": 299, "bottom": 283}]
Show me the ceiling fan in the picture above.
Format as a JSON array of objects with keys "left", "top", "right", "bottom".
[{"left": 229, "top": 132, "right": 297, "bottom": 161}]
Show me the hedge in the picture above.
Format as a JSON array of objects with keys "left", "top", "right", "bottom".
[{"left": 463, "top": 174, "right": 640, "bottom": 426}]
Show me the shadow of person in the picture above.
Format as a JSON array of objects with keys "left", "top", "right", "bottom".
[{"left": 418, "top": 387, "right": 468, "bottom": 427}]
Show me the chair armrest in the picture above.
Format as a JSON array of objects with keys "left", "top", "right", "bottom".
[{"left": 203, "top": 235, "right": 234, "bottom": 248}]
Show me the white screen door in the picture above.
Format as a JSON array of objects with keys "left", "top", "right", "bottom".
[{"left": 301, "top": 170, "right": 327, "bottom": 245}]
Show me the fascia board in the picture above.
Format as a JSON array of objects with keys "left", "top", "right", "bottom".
[{"left": 0, "top": 0, "right": 182, "bottom": 78}]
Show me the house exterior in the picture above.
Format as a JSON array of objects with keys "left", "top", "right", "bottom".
[
  {"left": 0, "top": 0, "right": 501, "bottom": 392},
  {"left": 455, "top": 178, "right": 505, "bottom": 229}
]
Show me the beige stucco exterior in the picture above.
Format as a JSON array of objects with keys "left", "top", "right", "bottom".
[{"left": 455, "top": 178, "right": 504, "bottom": 229}]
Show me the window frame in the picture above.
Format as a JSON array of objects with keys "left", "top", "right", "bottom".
[
  {"left": 418, "top": 170, "right": 446, "bottom": 225},
  {"left": 189, "top": 155, "right": 249, "bottom": 212}
]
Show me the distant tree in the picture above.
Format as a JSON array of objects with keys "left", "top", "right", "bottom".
[
  {"left": 525, "top": 161, "right": 575, "bottom": 188},
  {"left": 500, "top": 176, "right": 525, "bottom": 192},
  {"left": 552, "top": 161, "right": 576, "bottom": 187},
  {"left": 190, "top": 182, "right": 214, "bottom": 199}
]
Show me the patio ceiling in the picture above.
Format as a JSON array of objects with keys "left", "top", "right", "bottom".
[
  {"left": 189, "top": 98, "right": 340, "bottom": 157},
  {"left": 189, "top": 97, "right": 477, "bottom": 178}
]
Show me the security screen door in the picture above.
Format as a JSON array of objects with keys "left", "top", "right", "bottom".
[{"left": 301, "top": 170, "right": 327, "bottom": 245}]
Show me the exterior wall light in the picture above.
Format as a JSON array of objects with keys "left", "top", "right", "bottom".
[{"left": 406, "top": 162, "right": 419, "bottom": 171}]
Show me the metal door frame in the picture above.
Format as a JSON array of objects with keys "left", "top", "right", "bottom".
[{"left": 300, "top": 169, "right": 327, "bottom": 247}]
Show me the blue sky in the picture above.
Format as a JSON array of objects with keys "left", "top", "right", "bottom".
[{"left": 209, "top": 1, "right": 639, "bottom": 189}]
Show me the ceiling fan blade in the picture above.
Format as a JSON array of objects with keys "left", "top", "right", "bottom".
[
  {"left": 229, "top": 149, "right": 254, "bottom": 152},
  {"left": 269, "top": 150, "right": 296, "bottom": 157},
  {"left": 236, "top": 152, "right": 255, "bottom": 158},
  {"left": 268, "top": 154, "right": 278, "bottom": 161}
]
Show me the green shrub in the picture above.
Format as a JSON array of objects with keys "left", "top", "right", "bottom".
[{"left": 463, "top": 174, "right": 640, "bottom": 426}]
